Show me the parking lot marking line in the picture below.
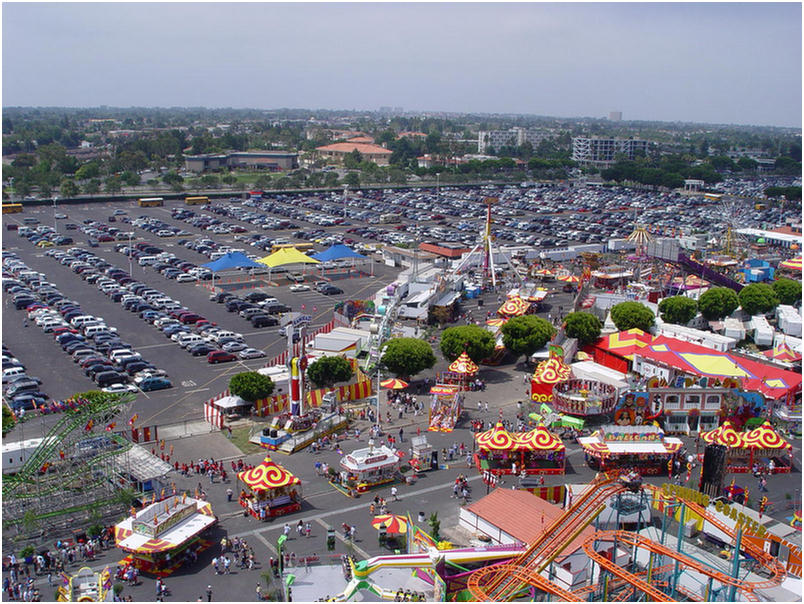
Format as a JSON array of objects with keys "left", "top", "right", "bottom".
[
  {"left": 185, "top": 387, "right": 211, "bottom": 393},
  {"left": 253, "top": 531, "right": 278, "bottom": 555}
]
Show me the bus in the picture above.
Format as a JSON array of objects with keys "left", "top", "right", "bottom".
[
  {"left": 271, "top": 242, "right": 315, "bottom": 254},
  {"left": 248, "top": 190, "right": 264, "bottom": 201},
  {"left": 185, "top": 196, "right": 209, "bottom": 206},
  {"left": 379, "top": 213, "right": 402, "bottom": 224},
  {"left": 138, "top": 197, "right": 164, "bottom": 207},
  {"left": 2, "top": 203, "right": 23, "bottom": 214}
]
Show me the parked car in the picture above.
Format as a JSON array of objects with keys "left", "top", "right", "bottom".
[
  {"left": 238, "top": 347, "right": 266, "bottom": 359},
  {"left": 207, "top": 350, "right": 236, "bottom": 364},
  {"left": 102, "top": 383, "right": 139, "bottom": 394},
  {"left": 138, "top": 376, "right": 172, "bottom": 392}
]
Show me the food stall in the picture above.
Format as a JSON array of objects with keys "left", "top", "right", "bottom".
[
  {"left": 474, "top": 422, "right": 566, "bottom": 476},
  {"left": 237, "top": 455, "right": 302, "bottom": 519},
  {"left": 114, "top": 494, "right": 217, "bottom": 575},
  {"left": 428, "top": 384, "right": 463, "bottom": 432},
  {"left": 438, "top": 352, "right": 480, "bottom": 392},
  {"left": 578, "top": 425, "right": 683, "bottom": 475},
  {"left": 409, "top": 434, "right": 436, "bottom": 473},
  {"left": 336, "top": 445, "right": 401, "bottom": 494},
  {"left": 700, "top": 420, "right": 793, "bottom": 474},
  {"left": 518, "top": 425, "right": 566, "bottom": 474}
]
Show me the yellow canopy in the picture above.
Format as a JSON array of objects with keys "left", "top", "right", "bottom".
[{"left": 257, "top": 247, "right": 320, "bottom": 268}]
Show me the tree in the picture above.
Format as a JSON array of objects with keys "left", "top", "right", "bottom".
[
  {"left": 162, "top": 171, "right": 184, "bottom": 186},
  {"left": 105, "top": 175, "right": 122, "bottom": 194},
  {"left": 380, "top": 337, "right": 436, "bottom": 380},
  {"left": 222, "top": 174, "right": 237, "bottom": 187},
  {"left": 2, "top": 404, "right": 16, "bottom": 435},
  {"left": 500, "top": 315, "right": 556, "bottom": 361},
  {"left": 344, "top": 149, "right": 363, "bottom": 169},
  {"left": 610, "top": 302, "right": 655, "bottom": 332},
  {"left": 120, "top": 171, "right": 140, "bottom": 187},
  {"left": 343, "top": 172, "right": 360, "bottom": 188},
  {"left": 59, "top": 178, "right": 79, "bottom": 198},
  {"left": 75, "top": 161, "right": 101, "bottom": 180},
  {"left": 563, "top": 312, "right": 602, "bottom": 346},
  {"left": 698, "top": 287, "right": 740, "bottom": 320},
  {"left": 440, "top": 325, "right": 496, "bottom": 364},
  {"left": 772, "top": 277, "right": 801, "bottom": 306},
  {"left": 658, "top": 296, "right": 698, "bottom": 325},
  {"left": 229, "top": 371, "right": 275, "bottom": 403},
  {"left": 83, "top": 179, "right": 101, "bottom": 195},
  {"left": 738, "top": 283, "right": 779, "bottom": 316},
  {"left": 306, "top": 356, "right": 353, "bottom": 389}
]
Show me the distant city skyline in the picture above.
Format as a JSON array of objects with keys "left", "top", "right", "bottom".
[{"left": 2, "top": 3, "right": 801, "bottom": 128}]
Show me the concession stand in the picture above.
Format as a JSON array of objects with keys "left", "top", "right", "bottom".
[
  {"left": 114, "top": 494, "right": 217, "bottom": 575},
  {"left": 700, "top": 420, "right": 793, "bottom": 474},
  {"left": 474, "top": 422, "right": 565, "bottom": 476},
  {"left": 428, "top": 384, "right": 463, "bottom": 432},
  {"left": 438, "top": 351, "right": 479, "bottom": 392},
  {"left": 337, "top": 445, "right": 401, "bottom": 493},
  {"left": 579, "top": 425, "right": 683, "bottom": 476},
  {"left": 237, "top": 455, "right": 302, "bottom": 519}
]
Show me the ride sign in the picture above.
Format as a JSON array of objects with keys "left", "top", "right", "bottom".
[{"left": 293, "top": 314, "right": 312, "bottom": 327}]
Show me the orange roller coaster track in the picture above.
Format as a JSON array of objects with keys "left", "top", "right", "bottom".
[{"left": 467, "top": 477, "right": 788, "bottom": 602}]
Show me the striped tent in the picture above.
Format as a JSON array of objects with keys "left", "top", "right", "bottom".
[
  {"left": 448, "top": 351, "right": 479, "bottom": 375},
  {"left": 498, "top": 295, "right": 530, "bottom": 317},
  {"left": 779, "top": 257, "right": 802, "bottom": 271}
]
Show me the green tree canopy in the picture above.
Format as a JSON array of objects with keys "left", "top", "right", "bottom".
[
  {"left": 563, "top": 312, "right": 602, "bottom": 346},
  {"left": 500, "top": 315, "right": 556, "bottom": 361},
  {"left": 738, "top": 283, "right": 779, "bottom": 316},
  {"left": 440, "top": 325, "right": 496, "bottom": 364},
  {"left": 228, "top": 371, "right": 275, "bottom": 403},
  {"left": 610, "top": 302, "right": 655, "bottom": 332},
  {"left": 698, "top": 287, "right": 740, "bottom": 320},
  {"left": 658, "top": 296, "right": 699, "bottom": 325},
  {"left": 772, "top": 277, "right": 802, "bottom": 306},
  {"left": 381, "top": 338, "right": 436, "bottom": 380},
  {"left": 59, "top": 179, "right": 79, "bottom": 198},
  {"left": 306, "top": 356, "right": 353, "bottom": 389}
]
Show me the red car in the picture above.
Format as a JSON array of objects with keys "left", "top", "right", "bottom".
[
  {"left": 207, "top": 350, "right": 236, "bottom": 364},
  {"left": 179, "top": 313, "right": 204, "bottom": 324}
]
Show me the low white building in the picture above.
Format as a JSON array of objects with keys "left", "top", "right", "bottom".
[
  {"left": 749, "top": 315, "right": 774, "bottom": 346},
  {"left": 655, "top": 323, "right": 737, "bottom": 352},
  {"left": 570, "top": 361, "right": 630, "bottom": 396},
  {"left": 722, "top": 317, "right": 746, "bottom": 341},
  {"left": 777, "top": 305, "right": 802, "bottom": 337}
]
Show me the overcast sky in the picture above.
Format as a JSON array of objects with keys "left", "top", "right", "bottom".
[{"left": 2, "top": 2, "right": 801, "bottom": 127}]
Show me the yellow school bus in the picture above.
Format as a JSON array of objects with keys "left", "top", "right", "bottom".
[
  {"left": 138, "top": 197, "right": 164, "bottom": 207},
  {"left": 2, "top": 203, "right": 23, "bottom": 214},
  {"left": 185, "top": 196, "right": 209, "bottom": 206}
]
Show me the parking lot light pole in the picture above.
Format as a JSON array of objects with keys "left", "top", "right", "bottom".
[
  {"left": 128, "top": 230, "right": 133, "bottom": 276},
  {"left": 53, "top": 197, "right": 58, "bottom": 233},
  {"left": 343, "top": 184, "right": 348, "bottom": 222}
]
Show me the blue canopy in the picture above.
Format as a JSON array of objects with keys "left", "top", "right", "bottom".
[
  {"left": 202, "top": 252, "right": 263, "bottom": 272},
  {"left": 310, "top": 244, "right": 366, "bottom": 262}
]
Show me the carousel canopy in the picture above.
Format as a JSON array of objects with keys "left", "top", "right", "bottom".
[
  {"left": 741, "top": 421, "right": 792, "bottom": 451},
  {"left": 531, "top": 356, "right": 572, "bottom": 385},
  {"left": 515, "top": 425, "right": 564, "bottom": 451},
  {"left": 475, "top": 422, "right": 517, "bottom": 451},
  {"left": 498, "top": 296, "right": 530, "bottom": 317},
  {"left": 238, "top": 455, "right": 300, "bottom": 491},
  {"left": 449, "top": 351, "right": 479, "bottom": 375},
  {"left": 699, "top": 420, "right": 744, "bottom": 448}
]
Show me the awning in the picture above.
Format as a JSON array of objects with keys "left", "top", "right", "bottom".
[
  {"left": 430, "top": 385, "right": 458, "bottom": 395},
  {"left": 112, "top": 444, "right": 173, "bottom": 483}
]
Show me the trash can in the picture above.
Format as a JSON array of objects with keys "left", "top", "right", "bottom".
[
  {"left": 378, "top": 526, "right": 387, "bottom": 546},
  {"left": 327, "top": 528, "right": 336, "bottom": 551},
  {"left": 418, "top": 512, "right": 426, "bottom": 523}
]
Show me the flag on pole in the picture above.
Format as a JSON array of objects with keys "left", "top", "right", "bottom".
[
  {"left": 105, "top": 422, "right": 116, "bottom": 432},
  {"left": 84, "top": 419, "right": 94, "bottom": 431},
  {"left": 128, "top": 414, "right": 139, "bottom": 427}
]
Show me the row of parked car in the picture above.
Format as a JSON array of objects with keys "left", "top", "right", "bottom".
[
  {"left": 209, "top": 290, "right": 292, "bottom": 330},
  {"left": 116, "top": 242, "right": 213, "bottom": 282},
  {"left": 131, "top": 215, "right": 191, "bottom": 238},
  {"left": 2, "top": 342, "right": 46, "bottom": 412}
]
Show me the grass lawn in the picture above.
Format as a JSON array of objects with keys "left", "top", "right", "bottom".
[{"left": 229, "top": 425, "right": 265, "bottom": 455}]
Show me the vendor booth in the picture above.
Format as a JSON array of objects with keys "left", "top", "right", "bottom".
[
  {"left": 474, "top": 422, "right": 565, "bottom": 476},
  {"left": 530, "top": 356, "right": 572, "bottom": 404},
  {"left": 578, "top": 425, "right": 683, "bottom": 476},
  {"left": 237, "top": 455, "right": 302, "bottom": 519},
  {"left": 336, "top": 445, "right": 401, "bottom": 494},
  {"left": 700, "top": 420, "right": 793, "bottom": 474},
  {"left": 114, "top": 494, "right": 217, "bottom": 575},
  {"left": 437, "top": 352, "right": 480, "bottom": 392},
  {"left": 428, "top": 384, "right": 463, "bottom": 432}
]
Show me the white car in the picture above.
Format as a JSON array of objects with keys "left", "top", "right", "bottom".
[
  {"left": 102, "top": 383, "right": 139, "bottom": 394},
  {"left": 237, "top": 347, "right": 266, "bottom": 359},
  {"left": 221, "top": 341, "right": 247, "bottom": 353},
  {"left": 176, "top": 273, "right": 197, "bottom": 283},
  {"left": 289, "top": 284, "right": 310, "bottom": 292}
]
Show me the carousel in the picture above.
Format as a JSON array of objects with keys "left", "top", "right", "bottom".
[
  {"left": 578, "top": 425, "right": 683, "bottom": 476},
  {"left": 237, "top": 455, "right": 302, "bottom": 519},
  {"left": 530, "top": 355, "right": 572, "bottom": 405},
  {"left": 699, "top": 420, "right": 793, "bottom": 474},
  {"left": 428, "top": 383, "right": 463, "bottom": 432},
  {"left": 114, "top": 493, "right": 217, "bottom": 575},
  {"left": 553, "top": 378, "right": 618, "bottom": 416},
  {"left": 474, "top": 422, "right": 566, "bottom": 476},
  {"left": 336, "top": 444, "right": 401, "bottom": 495}
]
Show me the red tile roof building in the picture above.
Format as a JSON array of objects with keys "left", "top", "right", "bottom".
[{"left": 315, "top": 142, "right": 392, "bottom": 166}]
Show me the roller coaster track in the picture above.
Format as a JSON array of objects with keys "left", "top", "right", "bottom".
[{"left": 467, "top": 477, "right": 788, "bottom": 602}]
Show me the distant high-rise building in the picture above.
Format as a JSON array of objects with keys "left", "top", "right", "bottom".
[
  {"left": 609, "top": 111, "right": 623, "bottom": 122},
  {"left": 477, "top": 127, "right": 551, "bottom": 153},
  {"left": 572, "top": 137, "right": 650, "bottom": 167}
]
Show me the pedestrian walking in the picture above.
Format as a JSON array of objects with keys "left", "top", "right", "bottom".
[
  {"left": 206, "top": 585, "right": 213, "bottom": 601},
  {"left": 297, "top": 520, "right": 304, "bottom": 537},
  {"left": 398, "top": 428, "right": 404, "bottom": 442},
  {"left": 226, "top": 488, "right": 233, "bottom": 502},
  {"left": 391, "top": 486, "right": 399, "bottom": 501},
  {"left": 283, "top": 523, "right": 291, "bottom": 539},
  {"left": 369, "top": 502, "right": 376, "bottom": 516},
  {"left": 484, "top": 402, "right": 489, "bottom": 413}
]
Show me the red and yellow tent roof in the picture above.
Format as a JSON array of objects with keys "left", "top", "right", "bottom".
[
  {"left": 763, "top": 343, "right": 802, "bottom": 364},
  {"left": 741, "top": 421, "right": 792, "bottom": 451},
  {"left": 779, "top": 257, "right": 802, "bottom": 271},
  {"left": 448, "top": 351, "right": 479, "bottom": 375},
  {"left": 114, "top": 497, "right": 215, "bottom": 555},
  {"left": 498, "top": 296, "right": 530, "bottom": 317},
  {"left": 700, "top": 420, "right": 745, "bottom": 448},
  {"left": 475, "top": 422, "right": 517, "bottom": 451},
  {"left": 515, "top": 426, "right": 564, "bottom": 451},
  {"left": 595, "top": 328, "right": 654, "bottom": 360},
  {"left": 532, "top": 356, "right": 572, "bottom": 385},
  {"left": 238, "top": 455, "right": 300, "bottom": 491}
]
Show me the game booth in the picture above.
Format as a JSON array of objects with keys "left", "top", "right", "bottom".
[
  {"left": 237, "top": 455, "right": 302, "bottom": 519},
  {"left": 114, "top": 494, "right": 217, "bottom": 575},
  {"left": 474, "top": 422, "right": 566, "bottom": 476},
  {"left": 578, "top": 425, "right": 683, "bottom": 475},
  {"left": 335, "top": 445, "right": 401, "bottom": 495},
  {"left": 530, "top": 355, "right": 572, "bottom": 405},
  {"left": 699, "top": 420, "right": 794, "bottom": 474},
  {"left": 428, "top": 384, "right": 463, "bottom": 432}
]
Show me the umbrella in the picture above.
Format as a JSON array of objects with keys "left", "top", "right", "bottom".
[
  {"left": 380, "top": 378, "right": 409, "bottom": 390},
  {"left": 371, "top": 514, "right": 408, "bottom": 534},
  {"left": 533, "top": 268, "right": 554, "bottom": 276},
  {"left": 486, "top": 318, "right": 508, "bottom": 327},
  {"left": 557, "top": 275, "right": 580, "bottom": 283}
]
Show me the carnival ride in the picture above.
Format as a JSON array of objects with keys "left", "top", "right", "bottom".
[
  {"left": 464, "top": 474, "right": 788, "bottom": 602},
  {"left": 3, "top": 392, "right": 135, "bottom": 541}
]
